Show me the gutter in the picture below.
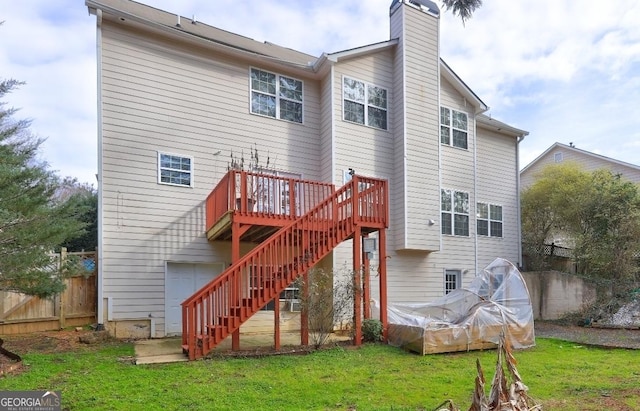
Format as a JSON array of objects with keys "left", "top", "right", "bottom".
[{"left": 85, "top": 0, "right": 314, "bottom": 75}]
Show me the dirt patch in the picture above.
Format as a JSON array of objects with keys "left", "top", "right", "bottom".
[
  {"left": 0, "top": 329, "right": 113, "bottom": 376},
  {"left": 535, "top": 320, "right": 640, "bottom": 349}
]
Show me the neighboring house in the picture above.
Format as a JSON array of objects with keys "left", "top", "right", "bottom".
[
  {"left": 85, "top": 0, "right": 528, "bottom": 357},
  {"left": 521, "top": 142, "right": 640, "bottom": 188},
  {"left": 521, "top": 142, "right": 640, "bottom": 272}
]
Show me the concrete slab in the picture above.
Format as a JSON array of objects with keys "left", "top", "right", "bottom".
[
  {"left": 134, "top": 332, "right": 351, "bottom": 364},
  {"left": 135, "top": 337, "right": 186, "bottom": 365}
]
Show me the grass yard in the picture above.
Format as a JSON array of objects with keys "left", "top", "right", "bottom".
[{"left": 0, "top": 338, "right": 638, "bottom": 410}]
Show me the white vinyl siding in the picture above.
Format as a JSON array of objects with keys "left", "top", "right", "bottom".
[
  {"left": 100, "top": 21, "right": 322, "bottom": 335},
  {"left": 389, "top": 3, "right": 441, "bottom": 251},
  {"left": 332, "top": 52, "right": 395, "bottom": 238},
  {"left": 476, "top": 127, "right": 520, "bottom": 269}
]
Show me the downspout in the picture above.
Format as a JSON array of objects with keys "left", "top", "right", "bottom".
[
  {"left": 95, "top": 8, "right": 105, "bottom": 330},
  {"left": 330, "top": 65, "right": 336, "bottom": 186},
  {"left": 401, "top": 10, "right": 408, "bottom": 249},
  {"left": 473, "top": 116, "right": 478, "bottom": 276},
  {"left": 436, "top": 16, "right": 442, "bottom": 255},
  {"left": 516, "top": 134, "right": 526, "bottom": 269}
]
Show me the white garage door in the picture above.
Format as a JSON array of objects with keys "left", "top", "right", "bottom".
[{"left": 165, "top": 262, "right": 224, "bottom": 335}]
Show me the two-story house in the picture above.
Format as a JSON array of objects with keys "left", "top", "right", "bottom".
[{"left": 86, "top": 0, "right": 528, "bottom": 358}]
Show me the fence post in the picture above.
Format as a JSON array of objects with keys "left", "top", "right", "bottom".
[{"left": 58, "top": 247, "right": 67, "bottom": 329}]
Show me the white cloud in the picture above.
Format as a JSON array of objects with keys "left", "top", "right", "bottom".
[{"left": 0, "top": 0, "right": 638, "bottom": 184}]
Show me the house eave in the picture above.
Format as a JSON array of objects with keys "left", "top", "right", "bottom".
[
  {"left": 476, "top": 114, "right": 529, "bottom": 139},
  {"left": 440, "top": 59, "right": 488, "bottom": 114},
  {"left": 86, "top": 0, "right": 323, "bottom": 79},
  {"left": 325, "top": 40, "right": 399, "bottom": 63}
]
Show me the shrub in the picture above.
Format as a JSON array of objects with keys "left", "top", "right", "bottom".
[{"left": 362, "top": 319, "right": 383, "bottom": 342}]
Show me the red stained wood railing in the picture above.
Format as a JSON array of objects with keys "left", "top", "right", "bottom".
[
  {"left": 205, "top": 170, "right": 335, "bottom": 233},
  {"left": 184, "top": 175, "right": 388, "bottom": 360}
]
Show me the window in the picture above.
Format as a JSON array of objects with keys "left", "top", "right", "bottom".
[
  {"left": 440, "top": 107, "right": 468, "bottom": 149},
  {"left": 250, "top": 68, "right": 303, "bottom": 123},
  {"left": 343, "top": 77, "right": 388, "bottom": 130},
  {"left": 444, "top": 269, "right": 461, "bottom": 294},
  {"left": 280, "top": 287, "right": 301, "bottom": 311},
  {"left": 554, "top": 152, "right": 563, "bottom": 163},
  {"left": 441, "top": 189, "right": 469, "bottom": 236},
  {"left": 477, "top": 203, "right": 503, "bottom": 237},
  {"left": 158, "top": 152, "right": 193, "bottom": 187}
]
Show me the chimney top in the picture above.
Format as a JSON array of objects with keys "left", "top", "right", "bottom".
[{"left": 390, "top": 0, "right": 440, "bottom": 16}]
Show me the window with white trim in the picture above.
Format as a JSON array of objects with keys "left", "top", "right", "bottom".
[
  {"left": 441, "top": 189, "right": 469, "bottom": 236},
  {"left": 477, "top": 202, "right": 503, "bottom": 237},
  {"left": 158, "top": 152, "right": 193, "bottom": 187},
  {"left": 343, "top": 77, "right": 388, "bottom": 130},
  {"left": 440, "top": 107, "right": 468, "bottom": 149},
  {"left": 250, "top": 68, "right": 303, "bottom": 123},
  {"left": 444, "top": 269, "right": 461, "bottom": 294}
]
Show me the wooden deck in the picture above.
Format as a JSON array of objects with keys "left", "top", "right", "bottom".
[
  {"left": 205, "top": 170, "right": 335, "bottom": 242},
  {"left": 183, "top": 173, "right": 390, "bottom": 359}
]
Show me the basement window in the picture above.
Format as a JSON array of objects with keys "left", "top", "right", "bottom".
[{"left": 444, "top": 269, "right": 461, "bottom": 294}]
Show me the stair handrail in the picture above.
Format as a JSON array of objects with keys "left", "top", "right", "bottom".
[{"left": 182, "top": 175, "right": 388, "bottom": 356}]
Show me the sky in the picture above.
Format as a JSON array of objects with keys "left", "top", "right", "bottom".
[{"left": 1, "top": 0, "right": 639, "bottom": 185}]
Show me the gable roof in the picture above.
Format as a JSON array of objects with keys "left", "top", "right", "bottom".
[
  {"left": 440, "top": 59, "right": 488, "bottom": 114},
  {"left": 521, "top": 142, "right": 640, "bottom": 174},
  {"left": 86, "top": 0, "right": 316, "bottom": 69},
  {"left": 87, "top": 0, "right": 491, "bottom": 113}
]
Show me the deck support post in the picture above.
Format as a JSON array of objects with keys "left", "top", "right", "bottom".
[
  {"left": 300, "top": 270, "right": 309, "bottom": 346},
  {"left": 353, "top": 226, "right": 362, "bottom": 346},
  {"left": 378, "top": 228, "right": 388, "bottom": 342},
  {"left": 231, "top": 221, "right": 241, "bottom": 351},
  {"left": 362, "top": 235, "right": 370, "bottom": 319},
  {"left": 274, "top": 295, "right": 281, "bottom": 350}
]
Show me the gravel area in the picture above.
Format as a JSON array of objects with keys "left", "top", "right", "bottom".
[{"left": 535, "top": 320, "right": 640, "bottom": 349}]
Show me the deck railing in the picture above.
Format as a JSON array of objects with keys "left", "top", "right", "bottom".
[
  {"left": 205, "top": 170, "right": 335, "bottom": 231},
  {"left": 183, "top": 175, "right": 388, "bottom": 359}
]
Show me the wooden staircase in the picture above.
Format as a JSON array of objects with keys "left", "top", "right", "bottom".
[{"left": 181, "top": 175, "right": 388, "bottom": 360}]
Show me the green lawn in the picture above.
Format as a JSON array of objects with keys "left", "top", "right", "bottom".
[{"left": 0, "top": 338, "right": 638, "bottom": 410}]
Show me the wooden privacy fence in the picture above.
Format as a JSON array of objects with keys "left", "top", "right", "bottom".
[{"left": 0, "top": 248, "right": 97, "bottom": 335}]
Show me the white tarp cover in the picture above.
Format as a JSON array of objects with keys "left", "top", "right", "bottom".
[{"left": 380, "top": 258, "right": 535, "bottom": 353}]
